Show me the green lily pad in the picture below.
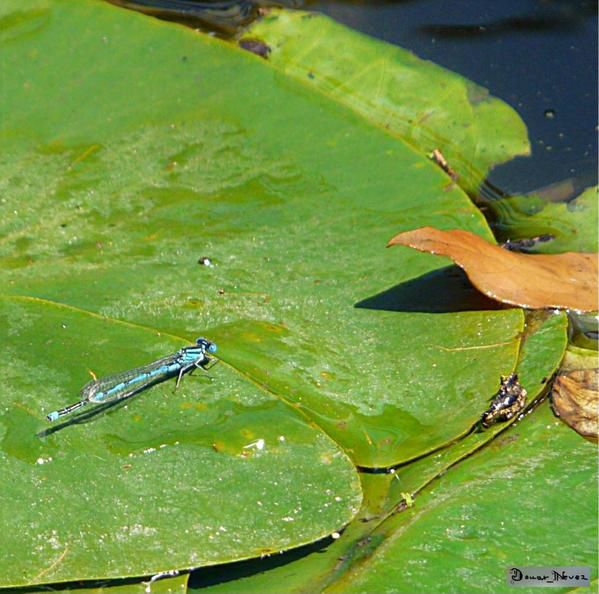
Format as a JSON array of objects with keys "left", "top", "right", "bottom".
[
  {"left": 210, "top": 311, "right": 524, "bottom": 467},
  {"left": 1, "top": 0, "right": 525, "bottom": 470},
  {"left": 188, "top": 310, "right": 569, "bottom": 594},
  {"left": 0, "top": 0, "right": 539, "bottom": 587},
  {"left": 242, "top": 9, "right": 530, "bottom": 195},
  {"left": 490, "top": 185, "right": 598, "bottom": 253},
  {"left": 325, "top": 401, "right": 597, "bottom": 594},
  {"left": 389, "top": 309, "right": 569, "bottom": 505},
  {"left": 187, "top": 472, "right": 396, "bottom": 594},
  {"left": 0, "top": 296, "right": 362, "bottom": 587}
]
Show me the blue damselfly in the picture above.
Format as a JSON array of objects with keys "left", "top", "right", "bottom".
[{"left": 46, "top": 337, "right": 217, "bottom": 422}]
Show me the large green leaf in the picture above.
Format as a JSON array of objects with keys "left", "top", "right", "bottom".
[
  {"left": 242, "top": 9, "right": 530, "bottom": 195},
  {"left": 387, "top": 310, "right": 570, "bottom": 506},
  {"left": 187, "top": 472, "right": 396, "bottom": 594},
  {"left": 325, "top": 401, "right": 597, "bottom": 594},
  {"left": 210, "top": 311, "right": 523, "bottom": 467},
  {"left": 0, "top": 296, "right": 362, "bottom": 587},
  {"left": 0, "top": 0, "right": 524, "bottom": 471},
  {"left": 188, "top": 310, "right": 569, "bottom": 593},
  {"left": 0, "top": 0, "right": 542, "bottom": 588}
]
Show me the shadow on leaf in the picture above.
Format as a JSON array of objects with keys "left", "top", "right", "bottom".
[
  {"left": 188, "top": 534, "right": 336, "bottom": 589},
  {"left": 355, "top": 265, "right": 502, "bottom": 314},
  {"left": 36, "top": 399, "right": 131, "bottom": 438}
]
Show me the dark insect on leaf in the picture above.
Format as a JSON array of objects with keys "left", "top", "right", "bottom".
[{"left": 481, "top": 373, "right": 527, "bottom": 428}]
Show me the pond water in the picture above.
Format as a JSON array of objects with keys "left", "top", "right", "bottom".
[{"left": 110, "top": 0, "right": 598, "bottom": 198}]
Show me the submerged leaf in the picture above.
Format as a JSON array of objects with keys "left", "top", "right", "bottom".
[
  {"left": 388, "top": 227, "right": 598, "bottom": 311},
  {"left": 490, "top": 185, "right": 598, "bottom": 254}
]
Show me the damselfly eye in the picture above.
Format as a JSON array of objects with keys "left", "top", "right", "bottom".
[{"left": 196, "top": 337, "right": 217, "bottom": 353}]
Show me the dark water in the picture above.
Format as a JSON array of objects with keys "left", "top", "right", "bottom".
[{"left": 111, "top": 0, "right": 597, "bottom": 197}]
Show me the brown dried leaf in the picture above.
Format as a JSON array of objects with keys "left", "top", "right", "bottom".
[
  {"left": 387, "top": 227, "right": 598, "bottom": 311},
  {"left": 552, "top": 368, "right": 599, "bottom": 442}
]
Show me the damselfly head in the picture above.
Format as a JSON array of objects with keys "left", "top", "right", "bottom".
[{"left": 196, "top": 337, "right": 217, "bottom": 353}]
